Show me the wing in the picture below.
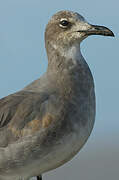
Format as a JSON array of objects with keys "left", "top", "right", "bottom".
[
  {"left": 0, "top": 90, "right": 66, "bottom": 148},
  {"left": 0, "top": 90, "right": 52, "bottom": 147},
  {"left": 0, "top": 91, "right": 49, "bottom": 128}
]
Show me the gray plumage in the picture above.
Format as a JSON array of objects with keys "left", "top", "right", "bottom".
[{"left": 0, "top": 10, "right": 114, "bottom": 180}]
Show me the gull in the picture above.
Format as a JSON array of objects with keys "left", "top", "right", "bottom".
[{"left": 0, "top": 10, "right": 114, "bottom": 180}]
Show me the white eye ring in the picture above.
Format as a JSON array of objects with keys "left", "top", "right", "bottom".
[{"left": 59, "top": 18, "right": 69, "bottom": 28}]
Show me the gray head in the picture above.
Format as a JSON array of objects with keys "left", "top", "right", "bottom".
[{"left": 45, "top": 10, "right": 114, "bottom": 57}]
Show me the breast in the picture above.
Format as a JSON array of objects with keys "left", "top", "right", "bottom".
[
  {"left": 39, "top": 91, "right": 95, "bottom": 173},
  {"left": 33, "top": 118, "right": 94, "bottom": 175},
  {"left": 33, "top": 101, "right": 95, "bottom": 175}
]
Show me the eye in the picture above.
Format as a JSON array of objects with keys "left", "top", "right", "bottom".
[{"left": 59, "top": 19, "right": 69, "bottom": 28}]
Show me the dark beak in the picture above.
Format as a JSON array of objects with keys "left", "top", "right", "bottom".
[{"left": 78, "top": 24, "right": 115, "bottom": 37}]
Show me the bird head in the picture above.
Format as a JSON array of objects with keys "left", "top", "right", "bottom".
[{"left": 45, "top": 10, "right": 114, "bottom": 54}]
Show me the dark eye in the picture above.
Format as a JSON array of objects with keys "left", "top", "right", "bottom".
[{"left": 59, "top": 19, "right": 69, "bottom": 28}]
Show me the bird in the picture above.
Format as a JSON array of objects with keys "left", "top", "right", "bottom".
[{"left": 0, "top": 10, "right": 114, "bottom": 180}]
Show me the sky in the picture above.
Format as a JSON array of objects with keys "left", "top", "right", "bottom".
[{"left": 0, "top": 0, "right": 118, "bottom": 180}]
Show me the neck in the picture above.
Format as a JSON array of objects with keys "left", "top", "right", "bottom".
[
  {"left": 46, "top": 42, "right": 93, "bottom": 97},
  {"left": 47, "top": 42, "right": 83, "bottom": 71}
]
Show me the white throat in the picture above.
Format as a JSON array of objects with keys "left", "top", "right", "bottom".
[
  {"left": 66, "top": 43, "right": 82, "bottom": 61},
  {"left": 51, "top": 42, "right": 82, "bottom": 63}
]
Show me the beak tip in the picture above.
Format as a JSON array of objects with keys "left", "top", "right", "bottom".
[
  {"left": 111, "top": 32, "right": 115, "bottom": 37},
  {"left": 108, "top": 30, "right": 115, "bottom": 37}
]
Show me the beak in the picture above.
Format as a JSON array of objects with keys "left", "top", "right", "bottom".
[{"left": 78, "top": 24, "right": 115, "bottom": 37}]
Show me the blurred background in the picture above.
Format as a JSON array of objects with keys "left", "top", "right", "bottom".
[{"left": 0, "top": 0, "right": 118, "bottom": 180}]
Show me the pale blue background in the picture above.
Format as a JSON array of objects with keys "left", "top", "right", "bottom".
[{"left": 0, "top": 0, "right": 118, "bottom": 180}]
